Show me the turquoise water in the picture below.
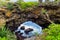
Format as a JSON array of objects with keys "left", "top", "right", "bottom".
[{"left": 15, "top": 21, "right": 42, "bottom": 37}]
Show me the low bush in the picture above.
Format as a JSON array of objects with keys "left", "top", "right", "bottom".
[
  {"left": 35, "top": 24, "right": 60, "bottom": 40},
  {"left": 17, "top": 1, "right": 39, "bottom": 9},
  {"left": 0, "top": 0, "right": 7, "bottom": 7},
  {"left": 0, "top": 27, "right": 17, "bottom": 40}
]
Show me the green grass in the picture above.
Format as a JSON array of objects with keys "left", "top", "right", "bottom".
[
  {"left": 0, "top": 1, "right": 7, "bottom": 7},
  {"left": 0, "top": 0, "right": 39, "bottom": 9},
  {"left": 44, "top": 24, "right": 60, "bottom": 40},
  {"left": 0, "top": 27, "right": 17, "bottom": 40},
  {"left": 36, "top": 24, "right": 60, "bottom": 40},
  {"left": 17, "top": 2, "right": 39, "bottom": 9}
]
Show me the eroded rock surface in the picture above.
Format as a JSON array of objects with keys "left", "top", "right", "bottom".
[{"left": 0, "top": 3, "right": 60, "bottom": 40}]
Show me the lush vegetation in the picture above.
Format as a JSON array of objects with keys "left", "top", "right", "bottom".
[
  {"left": 0, "top": 0, "right": 7, "bottom": 7},
  {"left": 36, "top": 24, "right": 60, "bottom": 40},
  {"left": 0, "top": 19, "right": 16, "bottom": 40},
  {"left": 19, "top": 2, "right": 39, "bottom": 9},
  {"left": 17, "top": 0, "right": 39, "bottom": 9},
  {"left": 0, "top": 27, "right": 17, "bottom": 40},
  {"left": 0, "top": 0, "right": 60, "bottom": 40},
  {"left": 0, "top": 0, "right": 39, "bottom": 9}
]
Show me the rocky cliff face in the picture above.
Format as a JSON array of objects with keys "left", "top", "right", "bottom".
[
  {"left": 0, "top": 3, "right": 60, "bottom": 40},
  {"left": 0, "top": 3, "right": 60, "bottom": 31}
]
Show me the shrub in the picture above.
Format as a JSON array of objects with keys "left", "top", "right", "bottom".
[
  {"left": 35, "top": 24, "right": 60, "bottom": 40},
  {"left": 0, "top": 37, "right": 8, "bottom": 40},
  {"left": 17, "top": 1, "right": 39, "bottom": 9},
  {"left": 0, "top": 27, "right": 17, "bottom": 40},
  {"left": 6, "top": 3, "right": 14, "bottom": 10},
  {"left": 0, "top": 0, "right": 7, "bottom": 7}
]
